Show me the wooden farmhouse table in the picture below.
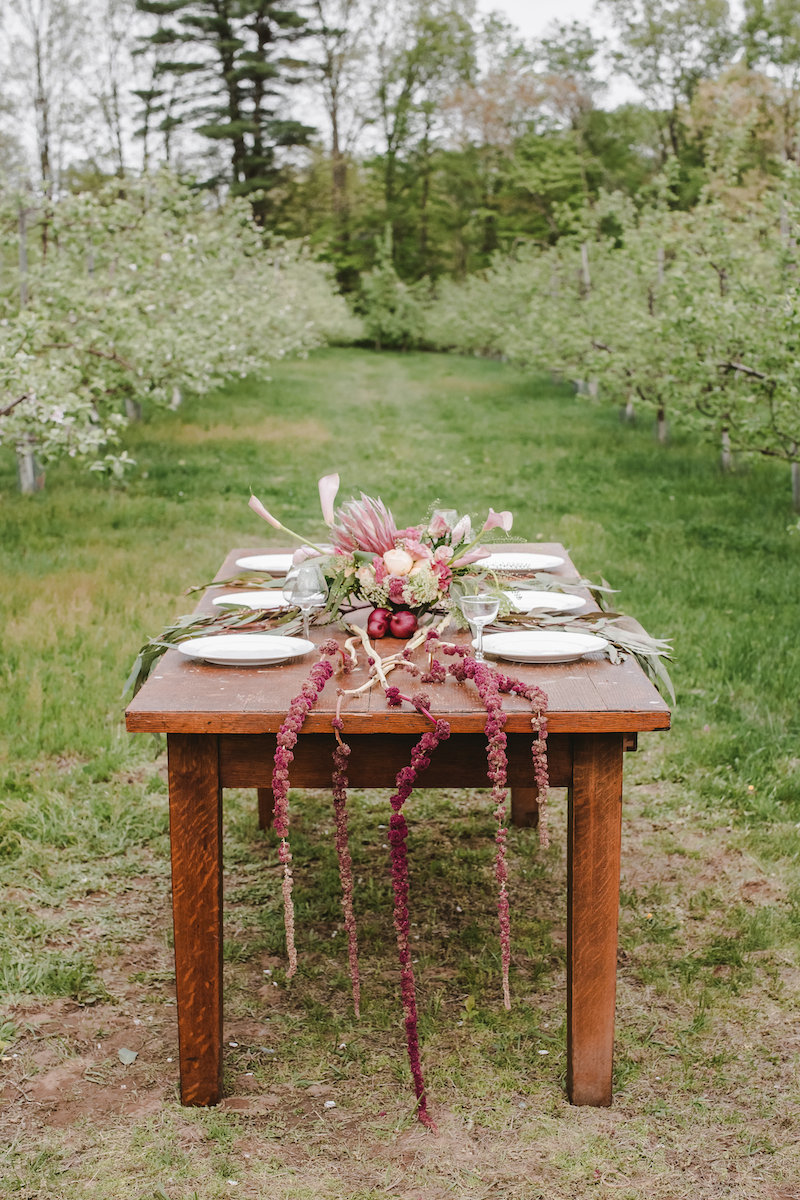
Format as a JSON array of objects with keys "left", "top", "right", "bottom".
[{"left": 125, "top": 544, "right": 671, "bottom": 1110}]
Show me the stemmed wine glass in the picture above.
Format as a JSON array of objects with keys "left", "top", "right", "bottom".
[
  {"left": 282, "top": 562, "right": 328, "bottom": 639},
  {"left": 459, "top": 593, "right": 500, "bottom": 663}
]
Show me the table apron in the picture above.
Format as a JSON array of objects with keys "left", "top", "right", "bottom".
[{"left": 216, "top": 732, "right": 633, "bottom": 791}]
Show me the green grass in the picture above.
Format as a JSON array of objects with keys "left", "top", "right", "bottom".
[{"left": 1, "top": 348, "right": 800, "bottom": 1199}]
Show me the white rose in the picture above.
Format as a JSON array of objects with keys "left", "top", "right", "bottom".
[{"left": 383, "top": 548, "right": 414, "bottom": 576}]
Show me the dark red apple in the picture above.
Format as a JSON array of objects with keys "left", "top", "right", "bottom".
[
  {"left": 367, "top": 607, "right": 391, "bottom": 638},
  {"left": 389, "top": 609, "right": 418, "bottom": 639}
]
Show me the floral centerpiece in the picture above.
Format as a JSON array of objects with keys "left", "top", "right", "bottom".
[{"left": 248, "top": 472, "right": 513, "bottom": 636}]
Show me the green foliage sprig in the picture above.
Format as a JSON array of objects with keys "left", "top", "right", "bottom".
[{"left": 124, "top": 606, "right": 304, "bottom": 698}]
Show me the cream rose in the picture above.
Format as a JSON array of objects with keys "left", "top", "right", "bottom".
[{"left": 383, "top": 547, "right": 414, "bottom": 576}]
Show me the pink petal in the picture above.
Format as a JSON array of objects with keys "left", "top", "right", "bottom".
[
  {"left": 451, "top": 516, "right": 472, "bottom": 544},
  {"left": 402, "top": 539, "right": 433, "bottom": 561},
  {"left": 249, "top": 493, "right": 282, "bottom": 529},
  {"left": 318, "top": 473, "right": 340, "bottom": 525},
  {"left": 292, "top": 546, "right": 322, "bottom": 565},
  {"left": 451, "top": 547, "right": 490, "bottom": 568},
  {"left": 483, "top": 508, "right": 513, "bottom": 533}
]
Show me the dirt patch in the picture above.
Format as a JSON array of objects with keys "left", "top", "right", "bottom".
[
  {"left": 2, "top": 784, "right": 799, "bottom": 1199},
  {"left": 174, "top": 416, "right": 331, "bottom": 445}
]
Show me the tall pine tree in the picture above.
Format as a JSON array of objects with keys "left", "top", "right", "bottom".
[{"left": 136, "top": 0, "right": 314, "bottom": 218}]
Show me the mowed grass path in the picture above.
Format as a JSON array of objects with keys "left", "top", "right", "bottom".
[{"left": 1, "top": 348, "right": 799, "bottom": 1198}]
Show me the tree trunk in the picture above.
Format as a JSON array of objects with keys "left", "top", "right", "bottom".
[
  {"left": 33, "top": 26, "right": 52, "bottom": 259},
  {"left": 18, "top": 207, "right": 29, "bottom": 307},
  {"left": 580, "top": 242, "right": 591, "bottom": 296},
  {"left": 721, "top": 426, "right": 732, "bottom": 473},
  {"left": 125, "top": 396, "right": 143, "bottom": 421},
  {"left": 17, "top": 438, "right": 45, "bottom": 494},
  {"left": 656, "top": 405, "right": 668, "bottom": 444},
  {"left": 170, "top": 386, "right": 182, "bottom": 410},
  {"left": 792, "top": 444, "right": 800, "bottom": 513},
  {"left": 417, "top": 112, "right": 433, "bottom": 275},
  {"left": 620, "top": 395, "right": 636, "bottom": 423}
]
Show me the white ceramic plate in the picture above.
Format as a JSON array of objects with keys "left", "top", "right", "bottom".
[
  {"left": 484, "top": 552, "right": 565, "bottom": 572},
  {"left": 235, "top": 553, "right": 294, "bottom": 573},
  {"left": 212, "top": 591, "right": 287, "bottom": 610},
  {"left": 176, "top": 634, "right": 314, "bottom": 666},
  {"left": 480, "top": 630, "right": 609, "bottom": 664},
  {"left": 504, "top": 589, "right": 585, "bottom": 614}
]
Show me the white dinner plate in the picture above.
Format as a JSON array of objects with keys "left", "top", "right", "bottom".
[
  {"left": 212, "top": 591, "right": 287, "bottom": 610},
  {"left": 484, "top": 552, "right": 565, "bottom": 572},
  {"left": 235, "top": 553, "right": 294, "bottom": 573},
  {"left": 504, "top": 589, "right": 585, "bottom": 614},
  {"left": 480, "top": 631, "right": 609, "bottom": 664},
  {"left": 176, "top": 634, "right": 315, "bottom": 666}
]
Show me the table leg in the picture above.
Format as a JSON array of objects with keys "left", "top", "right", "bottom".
[
  {"left": 511, "top": 787, "right": 539, "bottom": 828},
  {"left": 566, "top": 733, "right": 624, "bottom": 1106},
  {"left": 257, "top": 788, "right": 274, "bottom": 830},
  {"left": 167, "top": 733, "right": 224, "bottom": 1106}
]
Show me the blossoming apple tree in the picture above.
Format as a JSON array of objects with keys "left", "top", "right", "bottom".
[
  {"left": 0, "top": 172, "right": 360, "bottom": 489},
  {"left": 421, "top": 171, "right": 800, "bottom": 510}
]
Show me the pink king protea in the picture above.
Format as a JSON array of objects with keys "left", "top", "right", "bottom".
[{"left": 330, "top": 492, "right": 399, "bottom": 555}]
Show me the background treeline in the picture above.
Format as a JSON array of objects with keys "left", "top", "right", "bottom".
[
  {"left": 4, "top": 0, "right": 800, "bottom": 284},
  {"left": 4, "top": 0, "right": 800, "bottom": 502}
]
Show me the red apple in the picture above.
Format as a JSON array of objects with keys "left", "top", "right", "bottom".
[
  {"left": 367, "top": 607, "right": 391, "bottom": 638},
  {"left": 389, "top": 609, "right": 418, "bottom": 639}
]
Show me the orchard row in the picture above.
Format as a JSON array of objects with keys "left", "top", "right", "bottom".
[
  {"left": 411, "top": 174, "right": 800, "bottom": 511},
  {"left": 0, "top": 173, "right": 360, "bottom": 489}
]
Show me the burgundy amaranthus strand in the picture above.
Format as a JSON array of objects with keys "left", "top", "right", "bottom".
[
  {"left": 448, "top": 656, "right": 514, "bottom": 1009},
  {"left": 494, "top": 672, "right": 550, "bottom": 848},
  {"left": 271, "top": 657, "right": 334, "bottom": 978},
  {"left": 331, "top": 710, "right": 360, "bottom": 1017},
  {"left": 387, "top": 694, "right": 450, "bottom": 1129}
]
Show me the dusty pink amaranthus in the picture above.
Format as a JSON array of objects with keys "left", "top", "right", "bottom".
[
  {"left": 271, "top": 656, "right": 334, "bottom": 978},
  {"left": 331, "top": 693, "right": 360, "bottom": 1018},
  {"left": 384, "top": 686, "right": 450, "bottom": 1129}
]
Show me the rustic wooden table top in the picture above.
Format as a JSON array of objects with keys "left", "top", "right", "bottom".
[{"left": 125, "top": 544, "right": 671, "bottom": 738}]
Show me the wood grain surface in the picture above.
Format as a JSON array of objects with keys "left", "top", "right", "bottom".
[
  {"left": 566, "top": 733, "right": 624, "bottom": 1106},
  {"left": 167, "top": 734, "right": 224, "bottom": 1105},
  {"left": 126, "top": 545, "right": 671, "bottom": 736},
  {"left": 218, "top": 731, "right": 572, "bottom": 789}
]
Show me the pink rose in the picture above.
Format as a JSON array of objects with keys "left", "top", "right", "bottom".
[
  {"left": 427, "top": 513, "right": 449, "bottom": 537},
  {"left": 402, "top": 539, "right": 433, "bottom": 561}
]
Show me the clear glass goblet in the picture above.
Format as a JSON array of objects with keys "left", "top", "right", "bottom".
[
  {"left": 459, "top": 593, "right": 500, "bottom": 663},
  {"left": 282, "top": 562, "right": 328, "bottom": 639}
]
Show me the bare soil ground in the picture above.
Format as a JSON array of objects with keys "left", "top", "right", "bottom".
[{"left": 2, "top": 760, "right": 800, "bottom": 1200}]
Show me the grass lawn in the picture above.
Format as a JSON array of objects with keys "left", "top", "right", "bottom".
[{"left": 1, "top": 347, "right": 799, "bottom": 1199}]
